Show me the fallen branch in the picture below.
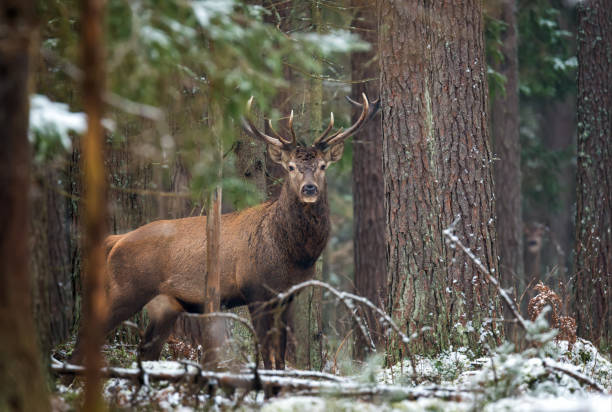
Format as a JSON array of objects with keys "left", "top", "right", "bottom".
[
  {"left": 542, "top": 360, "right": 605, "bottom": 393},
  {"left": 50, "top": 360, "right": 479, "bottom": 401},
  {"left": 241, "top": 369, "right": 348, "bottom": 383}
]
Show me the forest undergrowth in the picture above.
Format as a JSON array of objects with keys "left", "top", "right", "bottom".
[
  {"left": 50, "top": 229, "right": 611, "bottom": 411},
  {"left": 50, "top": 282, "right": 612, "bottom": 412}
]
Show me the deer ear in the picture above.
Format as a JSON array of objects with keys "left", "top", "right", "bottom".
[
  {"left": 326, "top": 143, "right": 345, "bottom": 163},
  {"left": 268, "top": 145, "right": 284, "bottom": 164}
]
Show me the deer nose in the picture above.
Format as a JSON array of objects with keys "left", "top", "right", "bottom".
[{"left": 302, "top": 184, "right": 318, "bottom": 196}]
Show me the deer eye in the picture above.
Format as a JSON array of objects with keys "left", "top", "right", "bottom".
[
  {"left": 320, "top": 164, "right": 326, "bottom": 170},
  {"left": 288, "top": 165, "right": 295, "bottom": 171}
]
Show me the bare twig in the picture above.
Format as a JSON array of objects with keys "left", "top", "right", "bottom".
[
  {"left": 266, "top": 279, "right": 418, "bottom": 378},
  {"left": 333, "top": 329, "right": 354, "bottom": 374},
  {"left": 443, "top": 218, "right": 528, "bottom": 332}
]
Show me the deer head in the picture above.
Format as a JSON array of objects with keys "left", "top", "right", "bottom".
[
  {"left": 524, "top": 222, "right": 547, "bottom": 254},
  {"left": 242, "top": 93, "right": 379, "bottom": 204}
]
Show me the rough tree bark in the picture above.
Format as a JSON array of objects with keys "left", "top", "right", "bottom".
[
  {"left": 234, "top": 133, "right": 266, "bottom": 193},
  {"left": 378, "top": 0, "right": 501, "bottom": 357},
  {"left": 0, "top": 1, "right": 50, "bottom": 410},
  {"left": 351, "top": 0, "right": 386, "bottom": 358},
  {"left": 488, "top": 0, "right": 522, "bottom": 338},
  {"left": 80, "top": 0, "right": 109, "bottom": 408},
  {"left": 573, "top": 0, "right": 611, "bottom": 356},
  {"left": 31, "top": 164, "right": 75, "bottom": 353}
]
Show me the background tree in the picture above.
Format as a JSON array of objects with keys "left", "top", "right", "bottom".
[
  {"left": 573, "top": 0, "right": 611, "bottom": 356},
  {"left": 378, "top": 0, "right": 501, "bottom": 357},
  {"left": 517, "top": 0, "right": 577, "bottom": 294},
  {"left": 351, "top": 0, "right": 386, "bottom": 357},
  {"left": 0, "top": 1, "right": 49, "bottom": 410},
  {"left": 487, "top": 0, "right": 522, "bottom": 337}
]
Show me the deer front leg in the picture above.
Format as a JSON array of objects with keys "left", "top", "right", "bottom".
[
  {"left": 249, "top": 302, "right": 288, "bottom": 370},
  {"left": 275, "top": 300, "right": 292, "bottom": 370}
]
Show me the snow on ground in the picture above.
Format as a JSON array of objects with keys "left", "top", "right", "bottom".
[
  {"left": 261, "top": 396, "right": 473, "bottom": 412},
  {"left": 53, "top": 338, "right": 611, "bottom": 411}
]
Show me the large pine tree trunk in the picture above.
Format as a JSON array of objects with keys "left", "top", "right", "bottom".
[
  {"left": 488, "top": 0, "right": 522, "bottom": 338},
  {"left": 573, "top": 0, "right": 611, "bottom": 356},
  {"left": 378, "top": 1, "right": 501, "bottom": 357},
  {"left": 351, "top": 0, "right": 386, "bottom": 358},
  {"left": 0, "top": 2, "right": 50, "bottom": 410}
]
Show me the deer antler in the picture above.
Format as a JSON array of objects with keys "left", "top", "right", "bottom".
[
  {"left": 312, "top": 112, "right": 335, "bottom": 146},
  {"left": 288, "top": 110, "right": 297, "bottom": 147},
  {"left": 267, "top": 119, "right": 293, "bottom": 146},
  {"left": 313, "top": 93, "right": 380, "bottom": 149},
  {"left": 242, "top": 97, "right": 297, "bottom": 149}
]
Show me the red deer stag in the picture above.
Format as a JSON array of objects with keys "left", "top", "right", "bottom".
[{"left": 71, "top": 94, "right": 379, "bottom": 369}]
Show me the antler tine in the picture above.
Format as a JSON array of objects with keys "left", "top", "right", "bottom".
[
  {"left": 242, "top": 96, "right": 284, "bottom": 147},
  {"left": 288, "top": 110, "right": 297, "bottom": 146},
  {"left": 344, "top": 95, "right": 362, "bottom": 107},
  {"left": 323, "top": 93, "right": 369, "bottom": 147},
  {"left": 313, "top": 112, "right": 335, "bottom": 145},
  {"left": 346, "top": 95, "right": 381, "bottom": 122},
  {"left": 267, "top": 119, "right": 293, "bottom": 146}
]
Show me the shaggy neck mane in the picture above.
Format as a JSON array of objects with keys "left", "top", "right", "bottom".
[{"left": 268, "top": 182, "right": 330, "bottom": 269}]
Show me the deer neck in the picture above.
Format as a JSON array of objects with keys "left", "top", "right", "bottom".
[{"left": 270, "top": 184, "right": 330, "bottom": 269}]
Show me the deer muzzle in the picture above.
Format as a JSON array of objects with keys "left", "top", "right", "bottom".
[{"left": 300, "top": 183, "right": 319, "bottom": 202}]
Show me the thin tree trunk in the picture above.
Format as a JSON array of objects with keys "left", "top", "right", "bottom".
[
  {"left": 80, "top": 0, "right": 108, "bottom": 408},
  {"left": 573, "top": 0, "right": 611, "bottom": 356},
  {"left": 378, "top": 0, "right": 501, "bottom": 357},
  {"left": 202, "top": 99, "right": 223, "bottom": 369},
  {"left": 0, "top": 1, "right": 50, "bottom": 410},
  {"left": 290, "top": 1, "right": 325, "bottom": 370},
  {"left": 351, "top": 0, "right": 385, "bottom": 358},
  {"left": 489, "top": 0, "right": 522, "bottom": 340}
]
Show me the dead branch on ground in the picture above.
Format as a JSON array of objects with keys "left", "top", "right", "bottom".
[
  {"left": 50, "top": 358, "right": 480, "bottom": 401},
  {"left": 542, "top": 360, "right": 605, "bottom": 393}
]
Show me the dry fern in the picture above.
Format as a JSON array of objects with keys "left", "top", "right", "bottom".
[{"left": 528, "top": 282, "right": 577, "bottom": 350}]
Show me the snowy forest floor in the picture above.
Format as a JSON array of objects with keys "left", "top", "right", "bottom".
[{"left": 50, "top": 337, "right": 611, "bottom": 411}]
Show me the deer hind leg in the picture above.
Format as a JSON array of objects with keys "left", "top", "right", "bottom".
[
  {"left": 70, "top": 286, "right": 154, "bottom": 365},
  {"left": 140, "top": 295, "right": 183, "bottom": 360}
]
